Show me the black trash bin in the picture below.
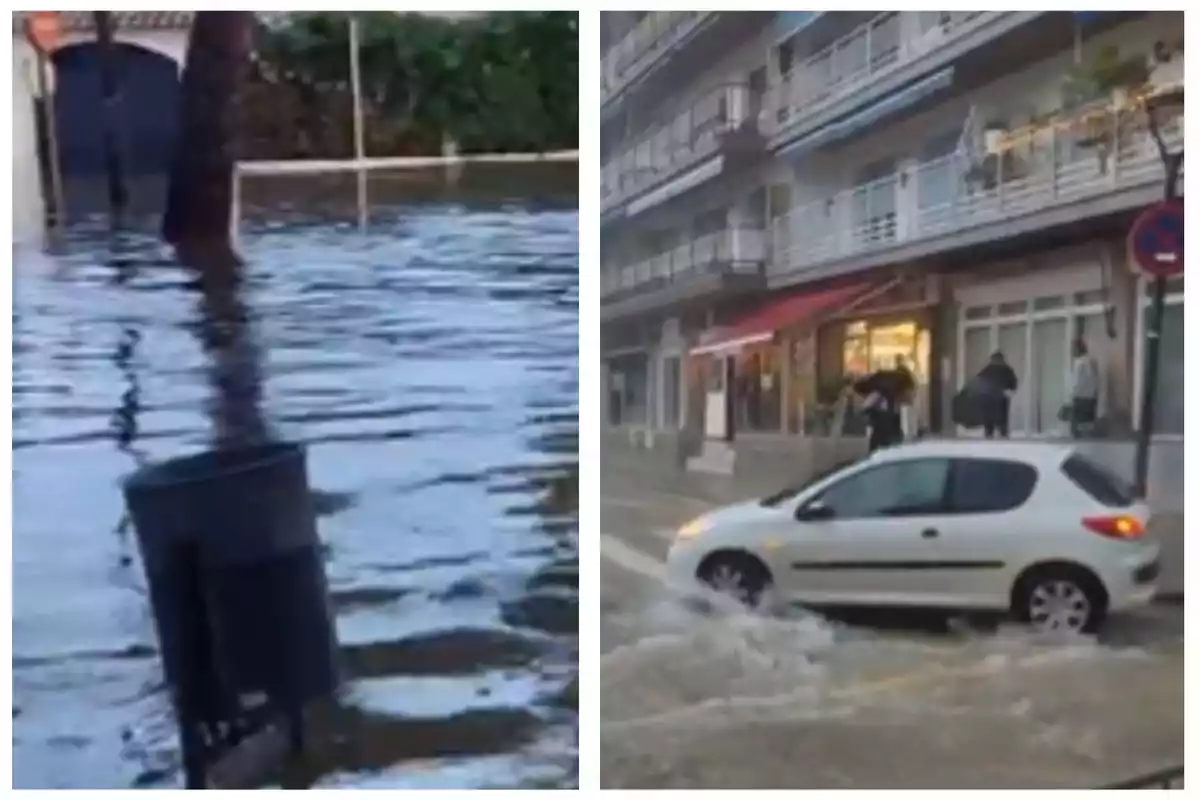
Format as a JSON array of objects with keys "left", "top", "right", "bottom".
[{"left": 123, "top": 441, "right": 339, "bottom": 785}]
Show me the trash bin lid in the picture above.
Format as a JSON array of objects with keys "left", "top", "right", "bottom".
[{"left": 124, "top": 442, "right": 305, "bottom": 494}]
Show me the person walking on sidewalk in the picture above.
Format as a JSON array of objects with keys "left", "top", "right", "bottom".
[{"left": 1069, "top": 338, "right": 1100, "bottom": 439}]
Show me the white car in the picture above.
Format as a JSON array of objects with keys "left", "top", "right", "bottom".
[{"left": 666, "top": 440, "right": 1159, "bottom": 633}]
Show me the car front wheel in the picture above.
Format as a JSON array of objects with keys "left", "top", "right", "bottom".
[{"left": 696, "top": 552, "right": 772, "bottom": 609}]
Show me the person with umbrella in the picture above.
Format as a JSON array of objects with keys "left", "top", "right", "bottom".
[{"left": 852, "top": 360, "right": 914, "bottom": 453}]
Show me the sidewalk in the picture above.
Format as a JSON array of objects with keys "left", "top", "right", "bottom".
[{"left": 601, "top": 455, "right": 1184, "bottom": 601}]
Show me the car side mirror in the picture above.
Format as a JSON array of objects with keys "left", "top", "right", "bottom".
[{"left": 796, "top": 499, "right": 834, "bottom": 522}]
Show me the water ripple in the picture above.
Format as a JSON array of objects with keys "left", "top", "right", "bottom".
[{"left": 13, "top": 172, "right": 578, "bottom": 789}]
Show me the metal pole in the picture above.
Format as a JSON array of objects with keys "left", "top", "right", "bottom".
[
  {"left": 348, "top": 15, "right": 367, "bottom": 231},
  {"left": 35, "top": 52, "right": 66, "bottom": 229},
  {"left": 1132, "top": 106, "right": 1183, "bottom": 499},
  {"left": 1134, "top": 276, "right": 1165, "bottom": 498}
]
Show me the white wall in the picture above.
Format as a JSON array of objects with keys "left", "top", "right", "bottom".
[
  {"left": 51, "top": 28, "right": 188, "bottom": 68},
  {"left": 13, "top": 39, "right": 46, "bottom": 244}
]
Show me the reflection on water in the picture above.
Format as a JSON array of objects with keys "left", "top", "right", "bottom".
[{"left": 12, "top": 164, "right": 579, "bottom": 789}]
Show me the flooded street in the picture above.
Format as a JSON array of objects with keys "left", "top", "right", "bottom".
[
  {"left": 12, "top": 164, "right": 579, "bottom": 789},
  {"left": 599, "top": 459, "right": 1184, "bottom": 790}
]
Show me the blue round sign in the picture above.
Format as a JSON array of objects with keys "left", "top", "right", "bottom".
[{"left": 1128, "top": 201, "right": 1184, "bottom": 278}]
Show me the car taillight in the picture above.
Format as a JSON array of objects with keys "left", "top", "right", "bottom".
[{"left": 1082, "top": 515, "right": 1146, "bottom": 539}]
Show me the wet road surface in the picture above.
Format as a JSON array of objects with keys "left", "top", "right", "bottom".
[
  {"left": 12, "top": 164, "right": 579, "bottom": 789},
  {"left": 599, "top": 460, "right": 1184, "bottom": 789}
]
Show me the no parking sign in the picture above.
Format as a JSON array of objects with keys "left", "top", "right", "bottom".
[{"left": 1128, "top": 201, "right": 1184, "bottom": 279}]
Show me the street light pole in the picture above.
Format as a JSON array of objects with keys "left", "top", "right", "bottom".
[
  {"left": 1132, "top": 89, "right": 1183, "bottom": 499},
  {"left": 348, "top": 14, "right": 367, "bottom": 231}
]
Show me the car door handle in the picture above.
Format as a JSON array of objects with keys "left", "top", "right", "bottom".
[{"left": 921, "top": 527, "right": 939, "bottom": 539}]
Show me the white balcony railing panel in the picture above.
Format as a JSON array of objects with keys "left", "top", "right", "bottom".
[
  {"left": 602, "top": 228, "right": 769, "bottom": 297},
  {"left": 601, "top": 12, "right": 714, "bottom": 106},
  {"left": 773, "top": 111, "right": 1183, "bottom": 276},
  {"left": 769, "top": 11, "right": 993, "bottom": 137},
  {"left": 601, "top": 82, "right": 761, "bottom": 212}
]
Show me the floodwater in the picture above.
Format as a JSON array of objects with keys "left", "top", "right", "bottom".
[
  {"left": 599, "top": 593, "right": 1184, "bottom": 789},
  {"left": 12, "top": 164, "right": 579, "bottom": 789}
]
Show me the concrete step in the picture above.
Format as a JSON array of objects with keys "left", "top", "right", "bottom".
[{"left": 686, "top": 440, "right": 735, "bottom": 476}]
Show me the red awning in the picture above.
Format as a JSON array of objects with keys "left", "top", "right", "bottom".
[{"left": 691, "top": 282, "right": 871, "bottom": 355}]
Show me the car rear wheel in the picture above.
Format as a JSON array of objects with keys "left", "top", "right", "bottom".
[
  {"left": 1013, "top": 565, "right": 1107, "bottom": 634},
  {"left": 697, "top": 552, "right": 772, "bottom": 609}
]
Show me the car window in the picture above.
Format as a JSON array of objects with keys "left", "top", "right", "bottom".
[
  {"left": 817, "top": 458, "right": 950, "bottom": 519},
  {"left": 1061, "top": 454, "right": 1135, "bottom": 508},
  {"left": 949, "top": 458, "right": 1038, "bottom": 513}
]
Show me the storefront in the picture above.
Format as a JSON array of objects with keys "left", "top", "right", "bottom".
[
  {"left": 953, "top": 245, "right": 1133, "bottom": 438},
  {"left": 816, "top": 309, "right": 934, "bottom": 435},
  {"left": 687, "top": 282, "right": 875, "bottom": 441}
]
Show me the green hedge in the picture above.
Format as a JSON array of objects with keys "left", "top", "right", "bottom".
[{"left": 239, "top": 11, "right": 577, "bottom": 159}]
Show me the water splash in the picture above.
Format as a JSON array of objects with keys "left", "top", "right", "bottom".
[{"left": 600, "top": 591, "right": 1181, "bottom": 789}]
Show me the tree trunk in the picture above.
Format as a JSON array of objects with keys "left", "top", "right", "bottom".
[
  {"left": 164, "top": 12, "right": 271, "bottom": 448},
  {"left": 92, "top": 11, "right": 127, "bottom": 230},
  {"left": 162, "top": 11, "right": 255, "bottom": 269}
]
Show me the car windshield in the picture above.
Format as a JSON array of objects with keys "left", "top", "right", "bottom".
[{"left": 759, "top": 456, "right": 863, "bottom": 508}]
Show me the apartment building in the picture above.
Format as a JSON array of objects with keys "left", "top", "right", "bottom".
[{"left": 600, "top": 11, "right": 1184, "bottom": 497}]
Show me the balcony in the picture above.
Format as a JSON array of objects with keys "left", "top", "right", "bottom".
[
  {"left": 601, "top": 82, "right": 766, "bottom": 215},
  {"left": 769, "top": 11, "right": 1001, "bottom": 139},
  {"left": 602, "top": 227, "right": 767, "bottom": 318},
  {"left": 601, "top": 12, "right": 714, "bottom": 108},
  {"left": 772, "top": 101, "right": 1183, "bottom": 279}
]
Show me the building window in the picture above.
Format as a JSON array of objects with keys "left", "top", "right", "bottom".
[
  {"left": 748, "top": 66, "right": 767, "bottom": 118},
  {"left": 661, "top": 355, "right": 681, "bottom": 430},
  {"left": 959, "top": 290, "right": 1112, "bottom": 437},
  {"left": 840, "top": 319, "right": 926, "bottom": 380},
  {"left": 607, "top": 353, "right": 649, "bottom": 426},
  {"left": 777, "top": 38, "right": 794, "bottom": 77},
  {"left": 916, "top": 136, "right": 962, "bottom": 214},
  {"left": 816, "top": 316, "right": 930, "bottom": 435},
  {"left": 694, "top": 207, "right": 727, "bottom": 236},
  {"left": 852, "top": 159, "right": 898, "bottom": 246},
  {"left": 734, "top": 345, "right": 783, "bottom": 432}
]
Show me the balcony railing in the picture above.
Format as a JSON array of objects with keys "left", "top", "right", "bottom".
[
  {"left": 602, "top": 12, "right": 714, "bottom": 106},
  {"left": 602, "top": 82, "right": 762, "bottom": 212},
  {"left": 769, "top": 11, "right": 994, "bottom": 137},
  {"left": 773, "top": 105, "right": 1183, "bottom": 275},
  {"left": 602, "top": 227, "right": 767, "bottom": 298}
]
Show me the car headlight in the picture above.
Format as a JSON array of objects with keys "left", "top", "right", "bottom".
[{"left": 676, "top": 517, "right": 708, "bottom": 540}]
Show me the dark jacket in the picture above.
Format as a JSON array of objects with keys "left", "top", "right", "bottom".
[
  {"left": 853, "top": 369, "right": 913, "bottom": 411},
  {"left": 977, "top": 361, "right": 1018, "bottom": 396},
  {"left": 951, "top": 362, "right": 1016, "bottom": 429}
]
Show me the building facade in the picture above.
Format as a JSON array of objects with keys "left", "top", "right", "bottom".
[
  {"left": 12, "top": 11, "right": 193, "bottom": 236},
  {"left": 599, "top": 11, "right": 1184, "bottom": 508}
]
